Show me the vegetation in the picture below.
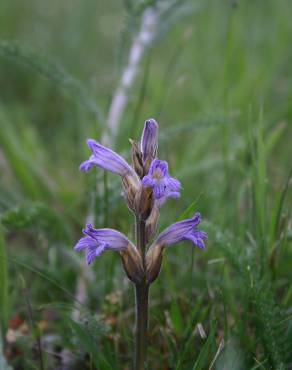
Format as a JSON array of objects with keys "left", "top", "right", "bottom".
[{"left": 0, "top": 0, "right": 291, "bottom": 369}]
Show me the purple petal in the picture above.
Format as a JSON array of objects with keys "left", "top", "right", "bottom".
[
  {"left": 74, "top": 236, "right": 96, "bottom": 252},
  {"left": 167, "top": 191, "right": 180, "bottom": 199},
  {"left": 142, "top": 158, "right": 181, "bottom": 204},
  {"left": 83, "top": 224, "right": 130, "bottom": 250},
  {"left": 184, "top": 230, "right": 207, "bottom": 249},
  {"left": 167, "top": 177, "right": 181, "bottom": 192},
  {"left": 194, "top": 230, "right": 208, "bottom": 240},
  {"left": 142, "top": 176, "right": 154, "bottom": 188},
  {"left": 152, "top": 179, "right": 168, "bottom": 199},
  {"left": 86, "top": 246, "right": 99, "bottom": 265},
  {"left": 156, "top": 191, "right": 180, "bottom": 207},
  {"left": 79, "top": 156, "right": 96, "bottom": 172},
  {"left": 148, "top": 159, "right": 168, "bottom": 177}
]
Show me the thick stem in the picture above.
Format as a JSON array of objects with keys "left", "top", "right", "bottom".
[{"left": 134, "top": 216, "right": 149, "bottom": 370}]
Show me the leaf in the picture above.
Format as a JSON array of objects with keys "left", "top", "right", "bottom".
[
  {"left": 178, "top": 196, "right": 202, "bottom": 221},
  {"left": 192, "top": 321, "right": 217, "bottom": 370},
  {"left": 269, "top": 167, "right": 292, "bottom": 243},
  {"left": 170, "top": 299, "right": 184, "bottom": 335},
  {"left": 0, "top": 108, "right": 51, "bottom": 200},
  {"left": 265, "top": 122, "right": 286, "bottom": 155},
  {"left": 0, "top": 226, "right": 9, "bottom": 332}
]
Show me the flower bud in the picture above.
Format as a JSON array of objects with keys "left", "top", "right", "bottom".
[
  {"left": 120, "top": 244, "right": 144, "bottom": 284},
  {"left": 145, "top": 244, "right": 163, "bottom": 284}
]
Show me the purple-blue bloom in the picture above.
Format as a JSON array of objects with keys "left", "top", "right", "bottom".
[
  {"left": 142, "top": 159, "right": 181, "bottom": 204},
  {"left": 141, "top": 119, "right": 158, "bottom": 166},
  {"left": 80, "top": 139, "right": 137, "bottom": 178},
  {"left": 155, "top": 212, "right": 207, "bottom": 250},
  {"left": 74, "top": 223, "right": 133, "bottom": 265}
]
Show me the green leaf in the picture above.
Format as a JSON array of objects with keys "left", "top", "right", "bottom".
[
  {"left": 265, "top": 122, "right": 286, "bottom": 155},
  {"left": 0, "top": 108, "right": 51, "bottom": 200},
  {"left": 170, "top": 299, "right": 184, "bottom": 335},
  {"left": 178, "top": 196, "right": 202, "bottom": 221},
  {"left": 0, "top": 226, "right": 9, "bottom": 332},
  {"left": 192, "top": 321, "right": 217, "bottom": 370}
]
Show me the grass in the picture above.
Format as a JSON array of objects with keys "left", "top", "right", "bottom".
[{"left": 0, "top": 0, "right": 291, "bottom": 369}]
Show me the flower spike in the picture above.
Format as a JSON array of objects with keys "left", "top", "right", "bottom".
[{"left": 74, "top": 118, "right": 208, "bottom": 368}]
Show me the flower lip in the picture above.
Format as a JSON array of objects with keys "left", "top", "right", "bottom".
[
  {"left": 151, "top": 160, "right": 168, "bottom": 179},
  {"left": 142, "top": 158, "right": 181, "bottom": 204}
]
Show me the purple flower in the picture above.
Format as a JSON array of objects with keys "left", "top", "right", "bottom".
[
  {"left": 141, "top": 119, "right": 158, "bottom": 168},
  {"left": 155, "top": 212, "right": 207, "bottom": 250},
  {"left": 80, "top": 139, "right": 136, "bottom": 178},
  {"left": 142, "top": 159, "right": 181, "bottom": 204},
  {"left": 74, "top": 223, "right": 133, "bottom": 265}
]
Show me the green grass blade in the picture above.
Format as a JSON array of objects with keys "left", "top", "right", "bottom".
[
  {"left": 192, "top": 321, "right": 217, "bottom": 370},
  {"left": 0, "top": 226, "right": 9, "bottom": 332}
]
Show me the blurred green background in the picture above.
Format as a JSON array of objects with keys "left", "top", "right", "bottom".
[{"left": 0, "top": 0, "right": 291, "bottom": 369}]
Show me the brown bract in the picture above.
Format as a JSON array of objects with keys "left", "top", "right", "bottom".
[
  {"left": 120, "top": 243, "right": 144, "bottom": 284},
  {"left": 146, "top": 205, "right": 160, "bottom": 243},
  {"left": 130, "top": 138, "right": 144, "bottom": 178},
  {"left": 145, "top": 244, "right": 164, "bottom": 284}
]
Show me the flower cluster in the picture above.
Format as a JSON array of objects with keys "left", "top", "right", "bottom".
[{"left": 75, "top": 119, "right": 207, "bottom": 284}]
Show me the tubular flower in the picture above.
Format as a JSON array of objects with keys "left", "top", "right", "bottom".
[
  {"left": 146, "top": 213, "right": 207, "bottom": 283},
  {"left": 75, "top": 223, "right": 133, "bottom": 264},
  {"left": 79, "top": 139, "right": 140, "bottom": 210},
  {"left": 141, "top": 118, "right": 158, "bottom": 172},
  {"left": 142, "top": 159, "right": 181, "bottom": 204},
  {"left": 80, "top": 139, "right": 138, "bottom": 179},
  {"left": 75, "top": 224, "right": 143, "bottom": 283},
  {"left": 155, "top": 212, "right": 207, "bottom": 249}
]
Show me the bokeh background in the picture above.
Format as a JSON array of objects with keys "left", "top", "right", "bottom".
[{"left": 0, "top": 0, "right": 291, "bottom": 369}]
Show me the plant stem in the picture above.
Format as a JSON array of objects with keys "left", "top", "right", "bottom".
[
  {"left": 135, "top": 283, "right": 149, "bottom": 370},
  {"left": 134, "top": 217, "right": 149, "bottom": 370}
]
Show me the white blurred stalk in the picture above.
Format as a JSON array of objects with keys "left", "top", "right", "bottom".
[{"left": 102, "top": 4, "right": 169, "bottom": 146}]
